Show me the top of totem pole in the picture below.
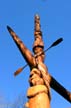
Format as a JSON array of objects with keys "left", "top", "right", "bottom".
[
  {"left": 34, "top": 14, "right": 41, "bottom": 32},
  {"left": 35, "top": 14, "right": 40, "bottom": 20},
  {"left": 33, "top": 14, "right": 44, "bottom": 53}
]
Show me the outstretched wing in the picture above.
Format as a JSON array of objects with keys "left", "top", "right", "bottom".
[
  {"left": 50, "top": 75, "right": 71, "bottom": 103},
  {"left": 7, "top": 26, "right": 35, "bottom": 67}
]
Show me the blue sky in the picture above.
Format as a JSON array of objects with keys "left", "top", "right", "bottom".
[{"left": 0, "top": 0, "right": 71, "bottom": 107}]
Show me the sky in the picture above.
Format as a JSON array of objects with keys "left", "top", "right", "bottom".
[{"left": 0, "top": 0, "right": 71, "bottom": 108}]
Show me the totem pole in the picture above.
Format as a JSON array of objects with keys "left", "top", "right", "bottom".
[
  {"left": 7, "top": 14, "right": 71, "bottom": 108},
  {"left": 26, "top": 15, "right": 51, "bottom": 108}
]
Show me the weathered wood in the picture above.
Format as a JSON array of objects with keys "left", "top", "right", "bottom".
[
  {"left": 50, "top": 75, "right": 71, "bottom": 103},
  {"left": 7, "top": 26, "right": 36, "bottom": 68}
]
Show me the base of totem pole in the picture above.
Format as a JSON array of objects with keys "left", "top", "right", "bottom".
[{"left": 25, "top": 85, "right": 50, "bottom": 108}]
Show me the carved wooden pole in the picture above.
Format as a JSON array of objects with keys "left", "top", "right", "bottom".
[
  {"left": 7, "top": 14, "right": 71, "bottom": 108},
  {"left": 26, "top": 15, "right": 51, "bottom": 108}
]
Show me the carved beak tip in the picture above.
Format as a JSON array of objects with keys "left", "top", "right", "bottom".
[{"left": 7, "top": 25, "right": 13, "bottom": 33}]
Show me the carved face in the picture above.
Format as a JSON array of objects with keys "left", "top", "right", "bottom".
[
  {"left": 33, "top": 46, "right": 45, "bottom": 62},
  {"left": 29, "top": 68, "right": 44, "bottom": 86}
]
